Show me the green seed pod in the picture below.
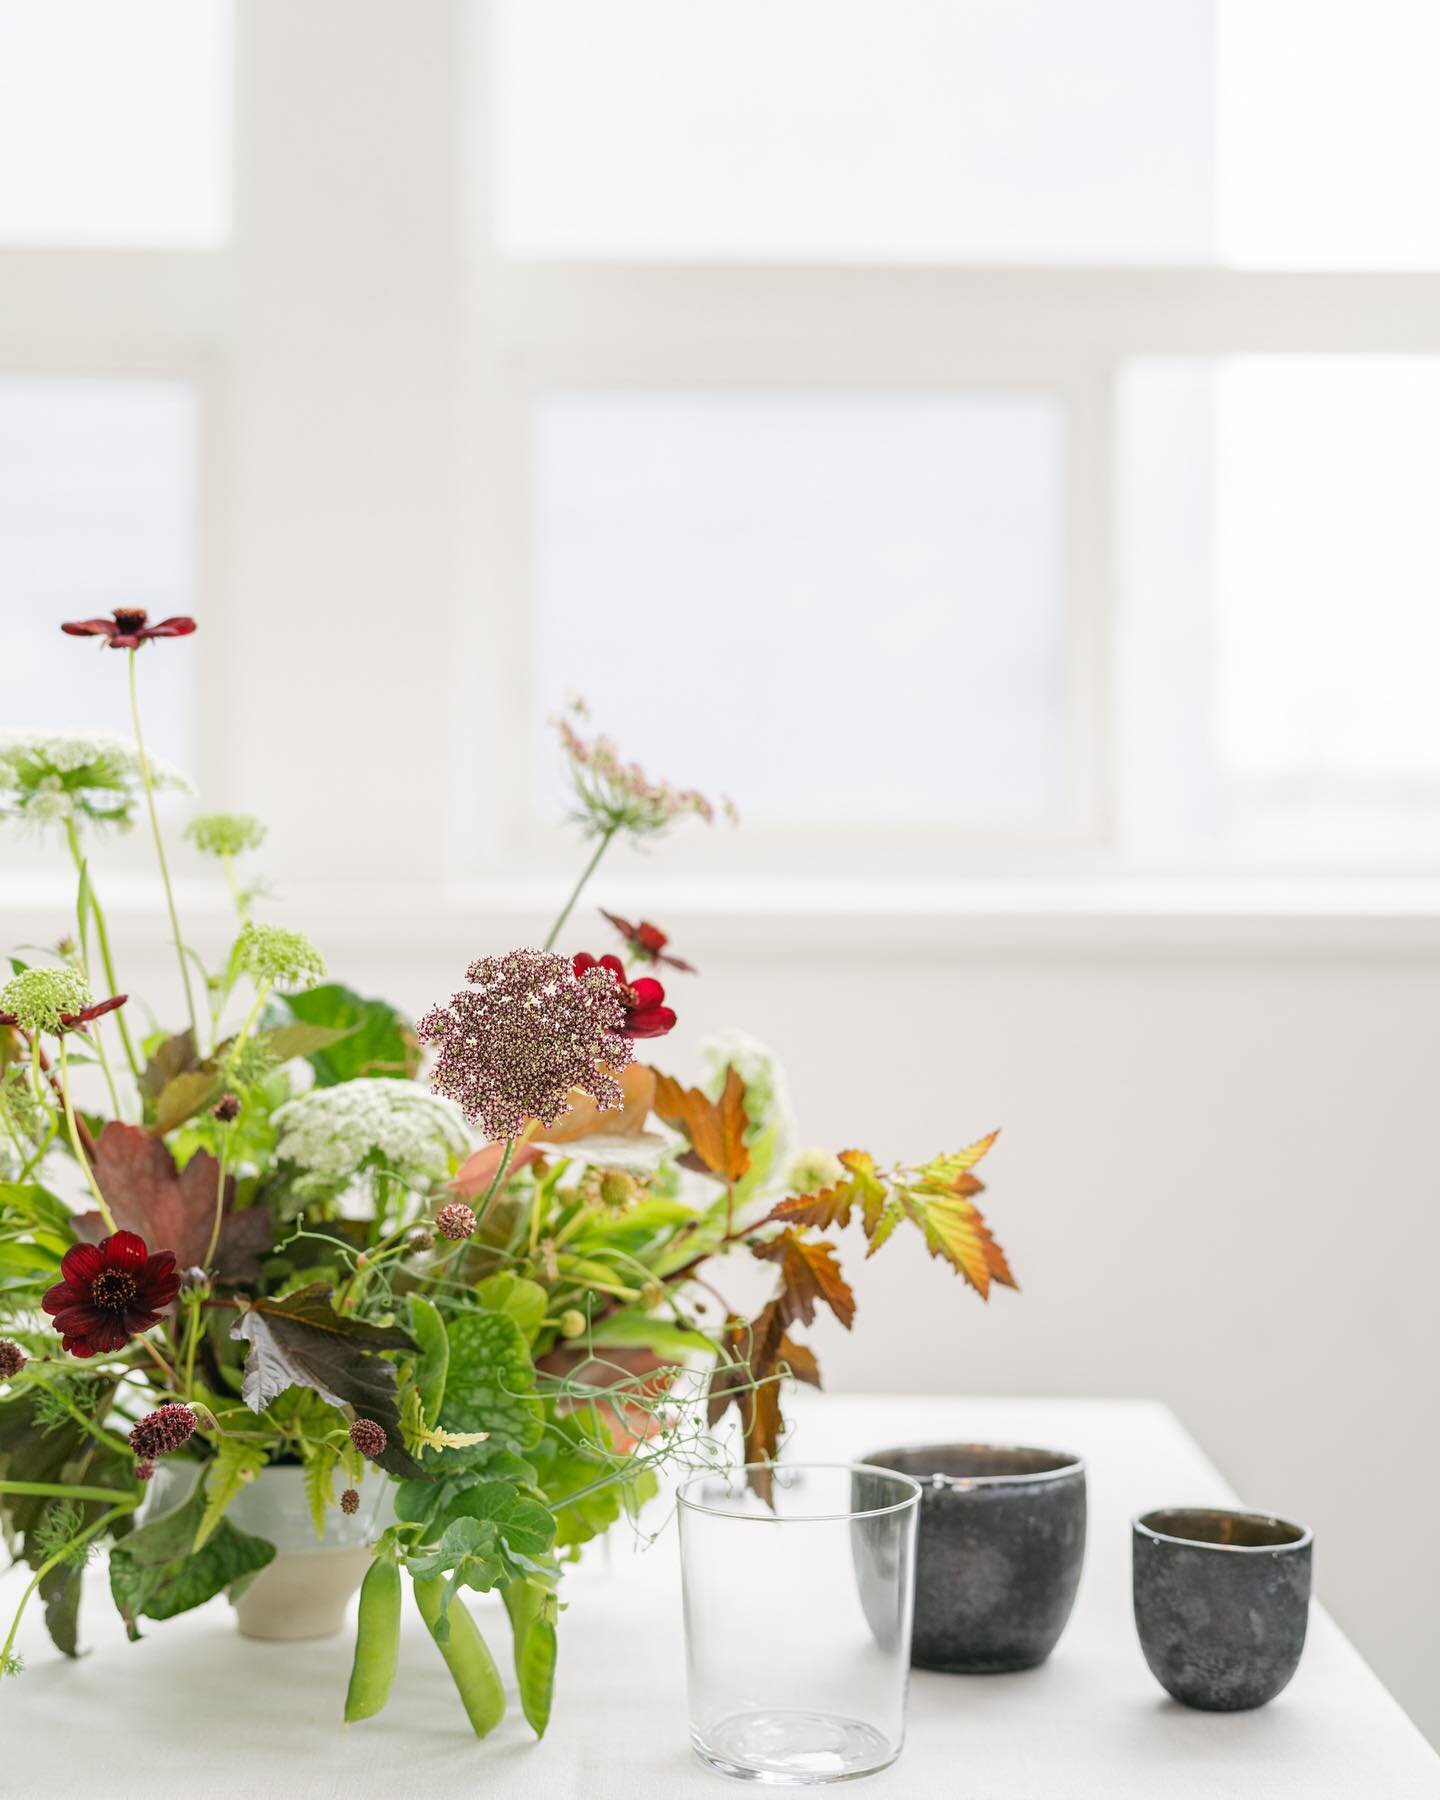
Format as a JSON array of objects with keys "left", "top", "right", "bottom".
[
  {"left": 414, "top": 1574, "right": 506, "bottom": 1738},
  {"left": 344, "top": 1557, "right": 402, "bottom": 1723}
]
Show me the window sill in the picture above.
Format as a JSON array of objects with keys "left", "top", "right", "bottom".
[{"left": 5, "top": 872, "right": 1440, "bottom": 957}]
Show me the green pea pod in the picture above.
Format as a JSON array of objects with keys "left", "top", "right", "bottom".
[
  {"left": 345, "top": 1557, "right": 402, "bottom": 1723},
  {"left": 503, "top": 1581, "right": 557, "bottom": 1738},
  {"left": 414, "top": 1574, "right": 506, "bottom": 1738},
  {"left": 410, "top": 1296, "right": 449, "bottom": 1428}
]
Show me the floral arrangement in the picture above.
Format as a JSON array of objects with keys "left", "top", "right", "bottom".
[{"left": 0, "top": 612, "right": 1015, "bottom": 1737}]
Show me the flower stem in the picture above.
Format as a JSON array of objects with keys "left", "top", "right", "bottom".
[
  {"left": 57, "top": 1037, "right": 116, "bottom": 1234},
  {"left": 542, "top": 825, "right": 618, "bottom": 952},
  {"left": 475, "top": 1138, "right": 516, "bottom": 1228},
  {"left": 0, "top": 1500, "right": 136, "bottom": 1670},
  {"left": 62, "top": 816, "right": 141, "bottom": 1082},
  {"left": 201, "top": 1129, "right": 232, "bottom": 1274},
  {"left": 0, "top": 1481, "right": 135, "bottom": 1503},
  {"left": 128, "top": 647, "right": 199, "bottom": 1045}
]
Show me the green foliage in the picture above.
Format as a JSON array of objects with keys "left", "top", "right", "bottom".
[
  {"left": 229, "top": 1284, "right": 425, "bottom": 1480},
  {"left": 195, "top": 1438, "right": 269, "bottom": 1551},
  {"left": 302, "top": 1441, "right": 338, "bottom": 1539},
  {"left": 530, "top": 1412, "right": 659, "bottom": 1550},
  {"left": 273, "top": 983, "right": 421, "bottom": 1086},
  {"left": 440, "top": 1309, "right": 544, "bottom": 1454},
  {"left": 472, "top": 1273, "right": 548, "bottom": 1346},
  {"left": 108, "top": 1487, "right": 275, "bottom": 1640}
]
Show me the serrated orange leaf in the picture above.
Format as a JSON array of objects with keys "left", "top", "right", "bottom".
[
  {"left": 899, "top": 1186, "right": 1017, "bottom": 1299},
  {"left": 864, "top": 1194, "right": 905, "bottom": 1259},
  {"left": 752, "top": 1230, "right": 856, "bottom": 1330},
  {"left": 651, "top": 1065, "right": 750, "bottom": 1184}
]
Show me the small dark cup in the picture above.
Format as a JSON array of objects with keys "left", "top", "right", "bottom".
[
  {"left": 1132, "top": 1508, "right": 1313, "bottom": 1711},
  {"left": 864, "top": 1444, "right": 1086, "bottom": 1672}
]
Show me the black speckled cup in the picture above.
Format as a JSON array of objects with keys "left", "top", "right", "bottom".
[
  {"left": 1132, "top": 1508, "right": 1313, "bottom": 1711},
  {"left": 863, "top": 1444, "right": 1087, "bottom": 1672}
]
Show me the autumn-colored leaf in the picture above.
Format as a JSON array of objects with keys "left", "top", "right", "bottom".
[
  {"left": 537, "top": 1063, "right": 657, "bottom": 1144},
  {"left": 751, "top": 1229, "right": 856, "bottom": 1331},
  {"left": 898, "top": 1185, "right": 1017, "bottom": 1299},
  {"left": 73, "top": 1122, "right": 272, "bottom": 1282},
  {"left": 650, "top": 1065, "right": 749, "bottom": 1184},
  {"left": 706, "top": 1302, "right": 822, "bottom": 1504},
  {"left": 231, "top": 1284, "right": 424, "bottom": 1480},
  {"left": 764, "top": 1146, "right": 887, "bottom": 1237}
]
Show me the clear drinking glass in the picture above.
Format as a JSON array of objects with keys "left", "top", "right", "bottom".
[{"left": 678, "top": 1462, "right": 921, "bottom": 1785}]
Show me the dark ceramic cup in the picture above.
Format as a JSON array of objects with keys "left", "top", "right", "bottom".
[
  {"left": 1132, "top": 1507, "right": 1313, "bottom": 1711},
  {"left": 863, "top": 1444, "right": 1086, "bottom": 1672}
]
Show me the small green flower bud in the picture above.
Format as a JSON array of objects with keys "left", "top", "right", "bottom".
[
  {"left": 235, "top": 922, "right": 325, "bottom": 992},
  {"left": 559, "top": 1310, "right": 588, "bottom": 1339},
  {"left": 0, "top": 966, "right": 90, "bottom": 1035}
]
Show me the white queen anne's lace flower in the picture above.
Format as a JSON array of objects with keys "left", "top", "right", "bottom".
[
  {"left": 272, "top": 1078, "right": 471, "bottom": 1185},
  {"left": 0, "top": 729, "right": 193, "bottom": 831}
]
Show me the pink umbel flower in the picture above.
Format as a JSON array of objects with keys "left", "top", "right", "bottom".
[
  {"left": 418, "top": 948, "right": 633, "bottom": 1141},
  {"left": 553, "top": 702, "right": 735, "bottom": 841}
]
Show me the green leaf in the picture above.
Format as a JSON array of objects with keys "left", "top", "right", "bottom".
[
  {"left": 151, "top": 1068, "right": 222, "bottom": 1136},
  {"left": 274, "top": 983, "right": 421, "bottom": 1086},
  {"left": 585, "top": 1309, "right": 718, "bottom": 1359},
  {"left": 446, "top": 1480, "right": 555, "bottom": 1561},
  {"left": 108, "top": 1487, "right": 275, "bottom": 1639},
  {"left": 195, "top": 1439, "right": 269, "bottom": 1550},
  {"left": 473, "top": 1273, "right": 548, "bottom": 1347},
  {"left": 410, "top": 1297, "right": 449, "bottom": 1428},
  {"left": 441, "top": 1310, "right": 544, "bottom": 1453},
  {"left": 256, "top": 1021, "right": 353, "bottom": 1066},
  {"left": 530, "top": 1412, "right": 658, "bottom": 1549},
  {"left": 302, "top": 1441, "right": 338, "bottom": 1539}
]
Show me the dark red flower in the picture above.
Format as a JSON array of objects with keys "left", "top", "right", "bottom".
[
  {"left": 0, "top": 992, "right": 127, "bottom": 1035},
  {"left": 41, "top": 1230, "right": 180, "bottom": 1357},
  {"left": 61, "top": 607, "right": 197, "bottom": 650},
  {"left": 598, "top": 910, "right": 696, "bottom": 974},
  {"left": 340, "top": 1487, "right": 360, "bottom": 1515},
  {"left": 573, "top": 952, "right": 677, "bottom": 1038}
]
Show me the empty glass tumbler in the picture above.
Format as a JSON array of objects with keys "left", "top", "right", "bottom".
[{"left": 678, "top": 1462, "right": 921, "bottom": 1784}]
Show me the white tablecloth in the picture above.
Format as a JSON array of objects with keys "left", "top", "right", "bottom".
[{"left": 4, "top": 1395, "right": 1437, "bottom": 1799}]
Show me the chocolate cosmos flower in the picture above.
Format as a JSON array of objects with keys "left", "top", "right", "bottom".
[
  {"left": 41, "top": 1231, "right": 181, "bottom": 1357},
  {"left": 61, "top": 607, "right": 197, "bottom": 650},
  {"left": 573, "top": 952, "right": 676, "bottom": 1038},
  {"left": 599, "top": 910, "right": 696, "bottom": 973}
]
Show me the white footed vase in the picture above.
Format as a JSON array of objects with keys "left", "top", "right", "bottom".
[{"left": 143, "top": 1462, "right": 394, "bottom": 1641}]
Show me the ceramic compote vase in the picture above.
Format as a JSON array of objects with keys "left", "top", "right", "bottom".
[{"left": 144, "top": 1462, "right": 395, "bottom": 1640}]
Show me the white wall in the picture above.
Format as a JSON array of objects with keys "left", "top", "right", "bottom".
[{"left": 17, "top": 883, "right": 1432, "bottom": 1743}]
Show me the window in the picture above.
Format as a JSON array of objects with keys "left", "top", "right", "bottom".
[
  {"left": 532, "top": 391, "right": 1067, "bottom": 832},
  {"left": 1, "top": 378, "right": 198, "bottom": 766},
  {"left": 5, "top": 3, "right": 1440, "bottom": 894},
  {"left": 0, "top": 0, "right": 232, "bottom": 247}
]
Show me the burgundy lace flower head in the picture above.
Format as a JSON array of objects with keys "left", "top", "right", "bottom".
[
  {"left": 61, "top": 607, "right": 196, "bottom": 650},
  {"left": 418, "top": 947, "right": 634, "bottom": 1141},
  {"left": 41, "top": 1231, "right": 180, "bottom": 1357},
  {"left": 573, "top": 952, "right": 676, "bottom": 1039}
]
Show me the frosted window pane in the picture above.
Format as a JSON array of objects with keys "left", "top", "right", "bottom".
[
  {"left": 533, "top": 392, "right": 1066, "bottom": 829},
  {"left": 1219, "top": 0, "right": 1440, "bottom": 268},
  {"left": 0, "top": 379, "right": 198, "bottom": 768},
  {"left": 1119, "top": 358, "right": 1440, "bottom": 869},
  {"left": 0, "top": 0, "right": 231, "bottom": 246},
  {"left": 1215, "top": 360, "right": 1440, "bottom": 780},
  {"left": 496, "top": 0, "right": 1213, "bottom": 262}
]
